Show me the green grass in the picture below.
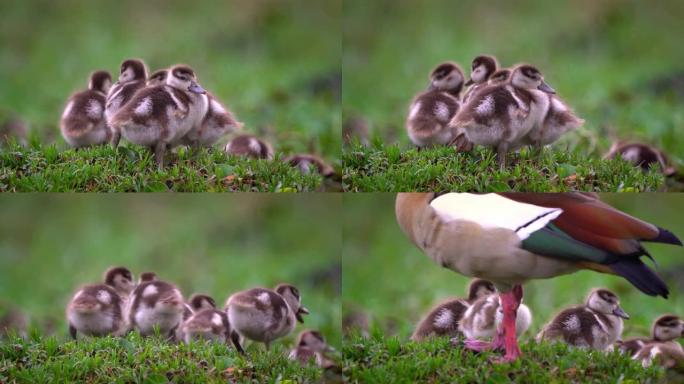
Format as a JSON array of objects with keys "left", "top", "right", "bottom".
[
  {"left": 343, "top": 333, "right": 670, "bottom": 383},
  {"left": 0, "top": 141, "right": 338, "bottom": 192},
  {"left": 343, "top": 142, "right": 663, "bottom": 192},
  {"left": 342, "top": 193, "right": 684, "bottom": 345},
  {"left": 342, "top": 0, "right": 684, "bottom": 192},
  {"left": 1, "top": 332, "right": 336, "bottom": 383},
  {"left": 0, "top": 0, "right": 340, "bottom": 192}
]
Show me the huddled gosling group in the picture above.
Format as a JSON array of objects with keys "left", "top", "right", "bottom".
[
  {"left": 406, "top": 55, "right": 584, "bottom": 168},
  {"left": 66, "top": 267, "right": 334, "bottom": 368},
  {"left": 60, "top": 58, "right": 332, "bottom": 176},
  {"left": 412, "top": 279, "right": 683, "bottom": 369}
]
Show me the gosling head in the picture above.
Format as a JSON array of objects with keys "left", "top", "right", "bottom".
[
  {"left": 511, "top": 64, "right": 555, "bottom": 94},
  {"left": 587, "top": 288, "right": 629, "bottom": 319},
  {"left": 88, "top": 70, "right": 113, "bottom": 94},
  {"left": 103, "top": 267, "right": 135, "bottom": 295},
  {"left": 297, "top": 329, "right": 332, "bottom": 352},
  {"left": 188, "top": 294, "right": 216, "bottom": 311},
  {"left": 138, "top": 272, "right": 158, "bottom": 284},
  {"left": 428, "top": 62, "right": 465, "bottom": 95},
  {"left": 275, "top": 283, "right": 309, "bottom": 323},
  {"left": 466, "top": 55, "right": 498, "bottom": 86},
  {"left": 651, "top": 315, "right": 684, "bottom": 341},
  {"left": 118, "top": 59, "right": 148, "bottom": 83},
  {"left": 466, "top": 279, "right": 496, "bottom": 301},
  {"left": 147, "top": 69, "right": 168, "bottom": 86},
  {"left": 167, "top": 65, "right": 206, "bottom": 94},
  {"left": 488, "top": 68, "right": 511, "bottom": 84}
]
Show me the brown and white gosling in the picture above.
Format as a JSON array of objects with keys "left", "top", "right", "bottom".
[
  {"left": 406, "top": 62, "right": 465, "bottom": 148},
  {"left": 110, "top": 64, "right": 209, "bottom": 168},
  {"left": 180, "top": 307, "right": 245, "bottom": 353},
  {"left": 449, "top": 64, "right": 556, "bottom": 168},
  {"left": 283, "top": 154, "right": 335, "bottom": 177},
  {"left": 604, "top": 141, "right": 678, "bottom": 177},
  {"left": 60, "top": 70, "right": 113, "bottom": 148},
  {"left": 224, "top": 134, "right": 274, "bottom": 160},
  {"left": 537, "top": 288, "right": 629, "bottom": 350},
  {"left": 462, "top": 55, "right": 499, "bottom": 103},
  {"left": 105, "top": 59, "right": 149, "bottom": 147},
  {"left": 618, "top": 314, "right": 683, "bottom": 357},
  {"left": 410, "top": 279, "right": 496, "bottom": 341},
  {"left": 183, "top": 293, "right": 217, "bottom": 321},
  {"left": 226, "top": 284, "right": 309, "bottom": 350},
  {"left": 128, "top": 279, "right": 185, "bottom": 338},
  {"left": 66, "top": 267, "right": 134, "bottom": 339},
  {"left": 458, "top": 292, "right": 532, "bottom": 350},
  {"left": 288, "top": 329, "right": 335, "bottom": 366}
]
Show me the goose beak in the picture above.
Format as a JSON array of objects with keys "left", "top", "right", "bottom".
[
  {"left": 613, "top": 306, "right": 630, "bottom": 319},
  {"left": 426, "top": 83, "right": 437, "bottom": 91},
  {"left": 295, "top": 306, "right": 309, "bottom": 323},
  {"left": 465, "top": 79, "right": 474, "bottom": 86},
  {"left": 188, "top": 82, "right": 206, "bottom": 94},
  {"left": 538, "top": 80, "right": 556, "bottom": 94}
]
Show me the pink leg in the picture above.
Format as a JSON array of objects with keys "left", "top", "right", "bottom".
[{"left": 499, "top": 285, "right": 523, "bottom": 361}]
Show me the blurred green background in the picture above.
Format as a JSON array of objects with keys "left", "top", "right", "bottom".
[
  {"left": 342, "top": 193, "right": 684, "bottom": 342},
  {"left": 0, "top": 194, "right": 342, "bottom": 348},
  {"left": 0, "top": 0, "right": 340, "bottom": 160},
  {"left": 343, "top": 0, "right": 683, "bottom": 166}
]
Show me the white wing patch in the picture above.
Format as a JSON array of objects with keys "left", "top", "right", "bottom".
[
  {"left": 142, "top": 284, "right": 158, "bottom": 297},
  {"left": 86, "top": 99, "right": 103, "bottom": 119},
  {"left": 248, "top": 138, "right": 262, "bottom": 154},
  {"left": 212, "top": 313, "right": 223, "bottom": 327},
  {"left": 621, "top": 147, "right": 641, "bottom": 163},
  {"left": 429, "top": 193, "right": 563, "bottom": 240},
  {"left": 409, "top": 101, "right": 421, "bottom": 120},
  {"left": 257, "top": 292, "right": 271, "bottom": 304},
  {"left": 563, "top": 315, "right": 580, "bottom": 332},
  {"left": 96, "top": 290, "right": 111, "bottom": 304},
  {"left": 433, "top": 308, "right": 453, "bottom": 329},
  {"left": 211, "top": 99, "right": 226, "bottom": 115},
  {"left": 433, "top": 101, "right": 451, "bottom": 122},
  {"left": 134, "top": 97, "right": 152, "bottom": 116},
  {"left": 62, "top": 101, "right": 74, "bottom": 119},
  {"left": 475, "top": 95, "right": 494, "bottom": 116}
]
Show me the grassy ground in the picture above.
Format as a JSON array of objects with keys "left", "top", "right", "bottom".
[
  {"left": 0, "top": 141, "right": 336, "bottom": 192},
  {"left": 343, "top": 333, "right": 671, "bottom": 383},
  {"left": 0, "top": 0, "right": 340, "bottom": 192},
  {"left": 0, "top": 194, "right": 341, "bottom": 354},
  {"left": 343, "top": 142, "right": 663, "bottom": 192},
  {"left": 1, "top": 332, "right": 336, "bottom": 383},
  {"left": 342, "top": 0, "right": 684, "bottom": 192},
  {"left": 342, "top": 193, "right": 684, "bottom": 380}
]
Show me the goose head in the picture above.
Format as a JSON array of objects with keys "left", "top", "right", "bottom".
[
  {"left": 652, "top": 314, "right": 684, "bottom": 341},
  {"left": 188, "top": 294, "right": 216, "bottom": 311},
  {"left": 147, "top": 69, "right": 168, "bottom": 86},
  {"left": 103, "top": 266, "right": 135, "bottom": 295},
  {"left": 587, "top": 288, "right": 629, "bottom": 319},
  {"left": 467, "top": 279, "right": 497, "bottom": 301},
  {"left": 428, "top": 62, "right": 464, "bottom": 95},
  {"left": 297, "top": 329, "right": 333, "bottom": 352},
  {"left": 466, "top": 55, "right": 498, "bottom": 86},
  {"left": 118, "top": 59, "right": 148, "bottom": 83},
  {"left": 488, "top": 68, "right": 511, "bottom": 85},
  {"left": 511, "top": 65, "right": 555, "bottom": 93},
  {"left": 275, "top": 283, "right": 309, "bottom": 323},
  {"left": 88, "top": 70, "right": 112, "bottom": 94},
  {"left": 138, "top": 272, "right": 158, "bottom": 284},
  {"left": 167, "top": 65, "right": 206, "bottom": 94}
]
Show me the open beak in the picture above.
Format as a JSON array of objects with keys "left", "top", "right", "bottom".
[
  {"left": 538, "top": 80, "right": 556, "bottom": 94},
  {"left": 295, "top": 306, "right": 309, "bottom": 323},
  {"left": 465, "top": 79, "right": 474, "bottom": 86},
  {"left": 612, "top": 306, "right": 630, "bottom": 319},
  {"left": 188, "top": 82, "right": 206, "bottom": 94}
]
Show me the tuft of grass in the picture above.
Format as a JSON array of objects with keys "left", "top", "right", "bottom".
[
  {"left": 0, "top": 332, "right": 332, "bottom": 383},
  {"left": 343, "top": 333, "right": 669, "bottom": 383},
  {"left": 342, "top": 143, "right": 664, "bottom": 192},
  {"left": 0, "top": 142, "right": 337, "bottom": 192}
]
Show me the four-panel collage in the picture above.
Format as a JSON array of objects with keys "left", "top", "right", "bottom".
[{"left": 1, "top": 0, "right": 683, "bottom": 383}]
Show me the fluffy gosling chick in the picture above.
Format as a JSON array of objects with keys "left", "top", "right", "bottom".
[
  {"left": 604, "top": 141, "right": 678, "bottom": 177},
  {"left": 105, "top": 59, "right": 149, "bottom": 147},
  {"left": 128, "top": 280, "right": 185, "bottom": 338},
  {"left": 180, "top": 308, "right": 245, "bottom": 353},
  {"left": 537, "top": 288, "right": 629, "bottom": 350},
  {"left": 288, "top": 329, "right": 335, "bottom": 366},
  {"left": 462, "top": 55, "right": 499, "bottom": 103},
  {"left": 226, "top": 284, "right": 309, "bottom": 350},
  {"left": 634, "top": 339, "right": 684, "bottom": 369},
  {"left": 283, "top": 154, "right": 335, "bottom": 177},
  {"left": 619, "top": 315, "right": 684, "bottom": 357},
  {"left": 183, "top": 293, "right": 217, "bottom": 321},
  {"left": 60, "top": 70, "right": 113, "bottom": 148},
  {"left": 406, "top": 62, "right": 465, "bottom": 148},
  {"left": 66, "top": 267, "right": 133, "bottom": 339},
  {"left": 111, "top": 64, "right": 209, "bottom": 168},
  {"left": 224, "top": 134, "right": 274, "bottom": 160},
  {"left": 449, "top": 64, "right": 556, "bottom": 168},
  {"left": 488, "top": 68, "right": 512, "bottom": 84},
  {"left": 410, "top": 279, "right": 496, "bottom": 341},
  {"left": 459, "top": 293, "right": 532, "bottom": 342}
]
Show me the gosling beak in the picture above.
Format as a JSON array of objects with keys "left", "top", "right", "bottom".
[
  {"left": 465, "top": 79, "right": 474, "bottom": 86},
  {"left": 295, "top": 306, "right": 309, "bottom": 323},
  {"left": 188, "top": 82, "right": 206, "bottom": 94},
  {"left": 538, "top": 80, "right": 556, "bottom": 94},
  {"left": 426, "top": 83, "right": 437, "bottom": 92},
  {"left": 612, "top": 306, "right": 630, "bottom": 319}
]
